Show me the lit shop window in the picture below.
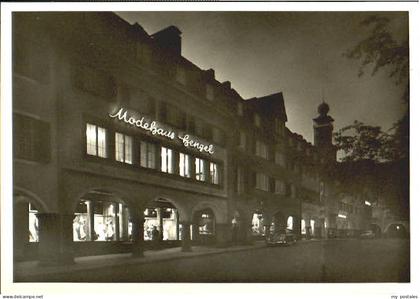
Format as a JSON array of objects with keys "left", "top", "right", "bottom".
[
  {"left": 310, "top": 220, "right": 315, "bottom": 236},
  {"left": 301, "top": 219, "right": 306, "bottom": 235},
  {"left": 94, "top": 201, "right": 116, "bottom": 241},
  {"left": 144, "top": 208, "right": 179, "bottom": 241},
  {"left": 161, "top": 147, "right": 173, "bottom": 174},
  {"left": 275, "top": 151, "right": 286, "bottom": 167},
  {"left": 209, "top": 162, "right": 219, "bottom": 185},
  {"left": 251, "top": 213, "right": 264, "bottom": 236},
  {"left": 86, "top": 123, "right": 107, "bottom": 158},
  {"left": 274, "top": 179, "right": 285, "bottom": 195},
  {"left": 256, "top": 173, "right": 269, "bottom": 191},
  {"left": 254, "top": 113, "right": 261, "bottom": 128},
  {"left": 195, "top": 158, "right": 206, "bottom": 181},
  {"left": 73, "top": 201, "right": 89, "bottom": 242},
  {"left": 115, "top": 132, "right": 132, "bottom": 164},
  {"left": 206, "top": 84, "right": 214, "bottom": 101},
  {"left": 197, "top": 210, "right": 215, "bottom": 235},
  {"left": 28, "top": 203, "right": 39, "bottom": 242},
  {"left": 179, "top": 153, "right": 191, "bottom": 178},
  {"left": 255, "top": 140, "right": 268, "bottom": 159},
  {"left": 287, "top": 216, "right": 294, "bottom": 230},
  {"left": 140, "top": 141, "right": 156, "bottom": 169}
]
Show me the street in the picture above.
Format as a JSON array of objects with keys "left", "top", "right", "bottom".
[{"left": 21, "top": 238, "right": 409, "bottom": 283}]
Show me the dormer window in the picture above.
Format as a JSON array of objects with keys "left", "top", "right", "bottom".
[
  {"left": 237, "top": 102, "right": 243, "bottom": 116},
  {"left": 254, "top": 113, "right": 261, "bottom": 128},
  {"left": 176, "top": 65, "right": 186, "bottom": 85}
]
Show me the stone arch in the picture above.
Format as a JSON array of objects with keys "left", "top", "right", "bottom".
[
  {"left": 384, "top": 222, "right": 409, "bottom": 237},
  {"left": 191, "top": 200, "right": 227, "bottom": 224},
  {"left": 146, "top": 194, "right": 189, "bottom": 223},
  {"left": 14, "top": 186, "right": 49, "bottom": 213}
]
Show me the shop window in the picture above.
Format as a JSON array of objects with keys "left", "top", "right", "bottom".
[
  {"left": 251, "top": 213, "right": 264, "bottom": 236},
  {"left": 179, "top": 153, "right": 191, "bottom": 178},
  {"left": 93, "top": 201, "right": 116, "bottom": 241},
  {"left": 86, "top": 123, "right": 107, "bottom": 158},
  {"left": 197, "top": 211, "right": 215, "bottom": 235},
  {"left": 206, "top": 84, "right": 214, "bottom": 101},
  {"left": 256, "top": 173, "right": 269, "bottom": 191},
  {"left": 254, "top": 113, "right": 261, "bottom": 128},
  {"left": 274, "top": 150, "right": 286, "bottom": 167},
  {"left": 255, "top": 140, "right": 268, "bottom": 159},
  {"left": 73, "top": 201, "right": 89, "bottom": 242},
  {"left": 144, "top": 207, "right": 179, "bottom": 241},
  {"left": 28, "top": 203, "right": 39, "bottom": 242},
  {"left": 195, "top": 158, "right": 206, "bottom": 182},
  {"left": 161, "top": 147, "right": 174, "bottom": 174},
  {"left": 140, "top": 141, "right": 156, "bottom": 169},
  {"left": 14, "top": 113, "right": 50, "bottom": 163},
  {"left": 236, "top": 167, "right": 245, "bottom": 194},
  {"left": 301, "top": 220, "right": 306, "bottom": 235},
  {"left": 115, "top": 132, "right": 132, "bottom": 164},
  {"left": 287, "top": 216, "right": 294, "bottom": 230},
  {"left": 310, "top": 220, "right": 315, "bottom": 236},
  {"left": 209, "top": 162, "right": 219, "bottom": 185}
]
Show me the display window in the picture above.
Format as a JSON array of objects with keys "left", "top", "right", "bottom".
[
  {"left": 301, "top": 219, "right": 306, "bottom": 234},
  {"left": 28, "top": 202, "right": 39, "bottom": 242},
  {"left": 251, "top": 213, "right": 264, "bottom": 236},
  {"left": 287, "top": 216, "right": 293, "bottom": 230},
  {"left": 143, "top": 207, "right": 179, "bottom": 241},
  {"left": 94, "top": 201, "right": 116, "bottom": 241}
]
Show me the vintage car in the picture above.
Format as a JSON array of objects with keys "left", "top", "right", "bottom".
[
  {"left": 359, "top": 230, "right": 376, "bottom": 239},
  {"left": 266, "top": 229, "right": 297, "bottom": 246}
]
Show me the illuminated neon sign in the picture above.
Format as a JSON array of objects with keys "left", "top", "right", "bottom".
[{"left": 109, "top": 108, "right": 215, "bottom": 154}]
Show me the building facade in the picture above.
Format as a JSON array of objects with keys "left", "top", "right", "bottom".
[{"left": 13, "top": 12, "right": 373, "bottom": 265}]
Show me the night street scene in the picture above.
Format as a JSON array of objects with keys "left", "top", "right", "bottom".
[{"left": 11, "top": 11, "right": 409, "bottom": 283}]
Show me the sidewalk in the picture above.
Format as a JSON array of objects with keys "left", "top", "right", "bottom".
[{"left": 14, "top": 241, "right": 267, "bottom": 280}]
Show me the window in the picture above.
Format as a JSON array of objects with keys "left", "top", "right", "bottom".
[
  {"left": 161, "top": 147, "right": 173, "bottom": 173},
  {"left": 176, "top": 66, "right": 187, "bottom": 85},
  {"left": 195, "top": 158, "right": 206, "bottom": 181},
  {"left": 274, "top": 151, "right": 286, "bottom": 167},
  {"left": 210, "top": 162, "right": 219, "bottom": 185},
  {"left": 256, "top": 173, "right": 269, "bottom": 191},
  {"left": 115, "top": 133, "right": 132, "bottom": 164},
  {"left": 287, "top": 216, "right": 294, "bottom": 230},
  {"left": 238, "top": 131, "right": 246, "bottom": 149},
  {"left": 254, "top": 114, "right": 261, "bottom": 127},
  {"left": 236, "top": 167, "right": 245, "bottom": 194},
  {"left": 14, "top": 113, "right": 50, "bottom": 163},
  {"left": 237, "top": 102, "right": 244, "bottom": 116},
  {"left": 86, "top": 123, "right": 107, "bottom": 158},
  {"left": 206, "top": 84, "right": 214, "bottom": 101},
  {"left": 255, "top": 140, "right": 268, "bottom": 159},
  {"left": 179, "top": 153, "right": 191, "bottom": 178},
  {"left": 140, "top": 141, "right": 156, "bottom": 169},
  {"left": 274, "top": 180, "right": 285, "bottom": 195}
]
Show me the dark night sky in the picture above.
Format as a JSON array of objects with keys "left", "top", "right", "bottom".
[{"left": 117, "top": 11, "right": 408, "bottom": 145}]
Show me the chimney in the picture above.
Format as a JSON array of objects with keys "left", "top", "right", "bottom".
[
  {"left": 151, "top": 26, "right": 182, "bottom": 55},
  {"left": 222, "top": 81, "right": 231, "bottom": 89}
]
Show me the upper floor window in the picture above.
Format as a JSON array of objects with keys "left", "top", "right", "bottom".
[
  {"left": 161, "top": 147, "right": 173, "bottom": 174},
  {"left": 179, "top": 153, "right": 191, "bottom": 178},
  {"left": 256, "top": 173, "right": 269, "bottom": 192},
  {"left": 237, "top": 102, "right": 244, "bottom": 116},
  {"left": 176, "top": 66, "right": 187, "bottom": 85},
  {"left": 238, "top": 131, "right": 246, "bottom": 149},
  {"left": 236, "top": 167, "right": 245, "bottom": 194},
  {"left": 195, "top": 158, "right": 206, "bottom": 182},
  {"left": 140, "top": 141, "right": 156, "bottom": 169},
  {"left": 274, "top": 151, "right": 286, "bottom": 167},
  {"left": 86, "top": 123, "right": 107, "bottom": 158},
  {"left": 14, "top": 113, "right": 50, "bottom": 163},
  {"left": 210, "top": 162, "right": 220, "bottom": 185},
  {"left": 115, "top": 133, "right": 132, "bottom": 164},
  {"left": 255, "top": 140, "right": 268, "bottom": 159},
  {"left": 206, "top": 84, "right": 214, "bottom": 101},
  {"left": 254, "top": 114, "right": 261, "bottom": 128},
  {"left": 275, "top": 179, "right": 285, "bottom": 195}
]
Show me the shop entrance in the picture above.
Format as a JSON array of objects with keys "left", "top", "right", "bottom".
[
  {"left": 143, "top": 198, "right": 180, "bottom": 246},
  {"left": 192, "top": 208, "right": 216, "bottom": 245}
]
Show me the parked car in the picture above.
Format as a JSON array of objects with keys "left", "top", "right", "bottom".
[
  {"left": 266, "top": 229, "right": 297, "bottom": 246},
  {"left": 359, "top": 230, "right": 376, "bottom": 239}
]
